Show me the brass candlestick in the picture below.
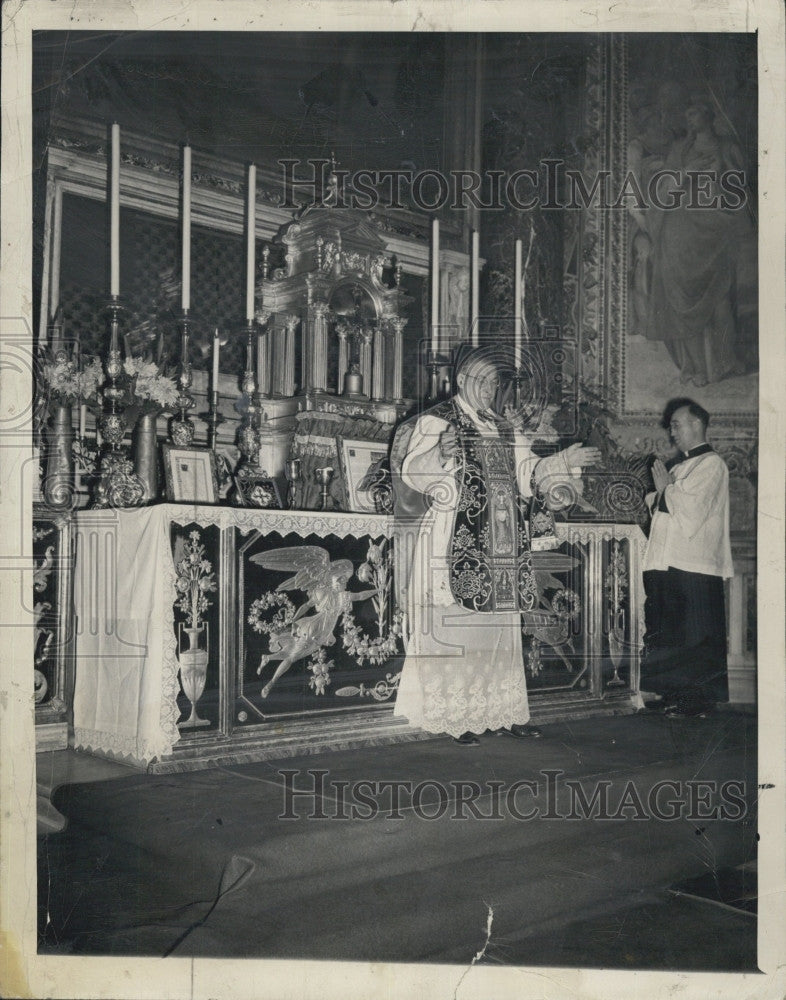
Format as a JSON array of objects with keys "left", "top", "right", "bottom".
[
  {"left": 170, "top": 310, "right": 196, "bottom": 447},
  {"left": 92, "top": 296, "right": 144, "bottom": 509},
  {"left": 199, "top": 390, "right": 224, "bottom": 452},
  {"left": 237, "top": 322, "right": 260, "bottom": 468},
  {"left": 233, "top": 321, "right": 276, "bottom": 507},
  {"left": 285, "top": 458, "right": 301, "bottom": 510}
]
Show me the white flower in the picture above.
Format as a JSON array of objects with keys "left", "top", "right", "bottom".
[{"left": 125, "top": 357, "right": 179, "bottom": 410}]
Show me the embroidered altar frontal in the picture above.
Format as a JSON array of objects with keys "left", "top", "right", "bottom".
[
  {"left": 72, "top": 505, "right": 409, "bottom": 771},
  {"left": 70, "top": 506, "right": 645, "bottom": 772}
]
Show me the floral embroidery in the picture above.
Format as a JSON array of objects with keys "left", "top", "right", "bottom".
[{"left": 453, "top": 567, "right": 486, "bottom": 600}]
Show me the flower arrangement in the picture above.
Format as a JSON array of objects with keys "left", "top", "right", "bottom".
[
  {"left": 174, "top": 530, "right": 217, "bottom": 630},
  {"left": 123, "top": 357, "right": 179, "bottom": 414},
  {"left": 40, "top": 355, "right": 104, "bottom": 408}
]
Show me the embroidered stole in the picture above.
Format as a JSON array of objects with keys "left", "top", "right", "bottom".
[{"left": 431, "top": 400, "right": 539, "bottom": 615}]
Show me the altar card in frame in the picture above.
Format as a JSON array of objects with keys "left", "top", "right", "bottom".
[{"left": 163, "top": 445, "right": 219, "bottom": 504}]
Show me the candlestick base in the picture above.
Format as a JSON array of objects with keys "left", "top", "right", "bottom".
[
  {"left": 233, "top": 463, "right": 280, "bottom": 508},
  {"left": 92, "top": 451, "right": 145, "bottom": 509}
]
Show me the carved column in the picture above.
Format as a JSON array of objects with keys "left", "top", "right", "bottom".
[
  {"left": 270, "top": 317, "right": 285, "bottom": 396},
  {"left": 359, "top": 330, "right": 372, "bottom": 397},
  {"left": 336, "top": 328, "right": 349, "bottom": 395},
  {"left": 371, "top": 324, "right": 386, "bottom": 401},
  {"left": 305, "top": 301, "right": 329, "bottom": 392},
  {"left": 387, "top": 317, "right": 406, "bottom": 402},
  {"left": 257, "top": 322, "right": 271, "bottom": 398},
  {"left": 282, "top": 314, "right": 298, "bottom": 397}
]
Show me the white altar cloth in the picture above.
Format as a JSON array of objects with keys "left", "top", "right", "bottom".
[{"left": 72, "top": 505, "right": 181, "bottom": 765}]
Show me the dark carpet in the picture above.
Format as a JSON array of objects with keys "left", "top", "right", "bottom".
[{"left": 38, "top": 712, "right": 758, "bottom": 969}]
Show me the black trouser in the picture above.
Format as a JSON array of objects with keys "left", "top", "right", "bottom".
[{"left": 642, "top": 567, "right": 728, "bottom": 713}]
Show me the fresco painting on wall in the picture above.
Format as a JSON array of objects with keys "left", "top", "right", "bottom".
[{"left": 624, "top": 34, "right": 757, "bottom": 416}]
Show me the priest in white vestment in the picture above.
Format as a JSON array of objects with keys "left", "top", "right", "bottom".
[{"left": 391, "top": 348, "right": 600, "bottom": 744}]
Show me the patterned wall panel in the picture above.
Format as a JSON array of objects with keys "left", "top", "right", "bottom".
[{"left": 59, "top": 193, "right": 249, "bottom": 374}]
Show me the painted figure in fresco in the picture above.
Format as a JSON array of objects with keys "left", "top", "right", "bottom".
[
  {"left": 251, "top": 546, "right": 376, "bottom": 698},
  {"left": 643, "top": 97, "right": 756, "bottom": 386},
  {"left": 640, "top": 398, "right": 733, "bottom": 716},
  {"left": 390, "top": 345, "right": 600, "bottom": 745}
]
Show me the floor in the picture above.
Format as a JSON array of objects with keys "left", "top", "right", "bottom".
[{"left": 37, "top": 710, "right": 758, "bottom": 970}]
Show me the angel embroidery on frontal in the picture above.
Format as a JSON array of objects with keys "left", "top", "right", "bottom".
[{"left": 250, "top": 546, "right": 377, "bottom": 698}]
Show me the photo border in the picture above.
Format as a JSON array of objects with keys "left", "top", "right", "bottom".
[{"left": 1, "top": 3, "right": 784, "bottom": 1000}]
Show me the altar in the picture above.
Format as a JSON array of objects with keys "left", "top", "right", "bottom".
[
  {"left": 70, "top": 504, "right": 645, "bottom": 772},
  {"left": 36, "top": 106, "right": 697, "bottom": 773}
]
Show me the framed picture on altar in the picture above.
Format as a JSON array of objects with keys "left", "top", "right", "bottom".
[
  {"left": 162, "top": 445, "right": 219, "bottom": 504},
  {"left": 337, "top": 437, "right": 392, "bottom": 514}
]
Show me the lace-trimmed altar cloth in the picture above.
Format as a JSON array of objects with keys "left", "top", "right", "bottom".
[{"left": 72, "top": 505, "right": 180, "bottom": 766}]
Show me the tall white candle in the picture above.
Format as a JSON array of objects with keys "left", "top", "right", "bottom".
[
  {"left": 430, "top": 218, "right": 440, "bottom": 354},
  {"left": 471, "top": 229, "right": 480, "bottom": 347},
  {"left": 110, "top": 123, "right": 120, "bottom": 297},
  {"left": 514, "top": 238, "right": 523, "bottom": 359},
  {"left": 246, "top": 164, "right": 257, "bottom": 322},
  {"left": 181, "top": 146, "right": 192, "bottom": 312},
  {"left": 212, "top": 328, "right": 220, "bottom": 391},
  {"left": 79, "top": 404, "right": 86, "bottom": 441}
]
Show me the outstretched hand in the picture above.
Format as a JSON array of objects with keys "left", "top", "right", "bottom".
[
  {"left": 503, "top": 404, "right": 525, "bottom": 431},
  {"left": 564, "top": 442, "right": 602, "bottom": 469}
]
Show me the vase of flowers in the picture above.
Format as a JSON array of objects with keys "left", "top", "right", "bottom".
[
  {"left": 174, "top": 530, "right": 217, "bottom": 728},
  {"left": 39, "top": 353, "right": 103, "bottom": 509},
  {"left": 178, "top": 624, "right": 210, "bottom": 728},
  {"left": 124, "top": 357, "right": 178, "bottom": 504}
]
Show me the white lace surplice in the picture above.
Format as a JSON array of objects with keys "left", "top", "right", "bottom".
[{"left": 393, "top": 400, "right": 573, "bottom": 737}]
